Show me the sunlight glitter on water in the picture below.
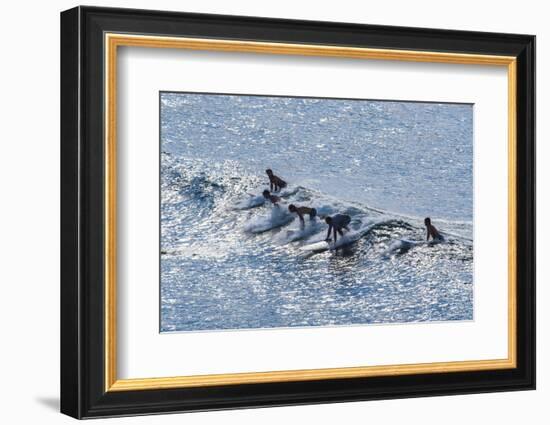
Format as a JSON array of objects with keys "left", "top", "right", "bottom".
[{"left": 160, "top": 93, "right": 473, "bottom": 332}]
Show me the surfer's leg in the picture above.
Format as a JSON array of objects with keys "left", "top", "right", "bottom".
[{"left": 337, "top": 229, "right": 344, "bottom": 237}]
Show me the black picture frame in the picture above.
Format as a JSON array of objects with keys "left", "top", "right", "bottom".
[{"left": 61, "top": 5, "right": 535, "bottom": 419}]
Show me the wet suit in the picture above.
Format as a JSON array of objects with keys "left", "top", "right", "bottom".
[{"left": 326, "top": 214, "right": 351, "bottom": 243}]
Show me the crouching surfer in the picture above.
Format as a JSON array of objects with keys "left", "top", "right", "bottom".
[
  {"left": 288, "top": 204, "right": 317, "bottom": 225},
  {"left": 325, "top": 214, "right": 351, "bottom": 243},
  {"left": 266, "top": 169, "right": 287, "bottom": 192},
  {"left": 424, "top": 217, "right": 444, "bottom": 242}
]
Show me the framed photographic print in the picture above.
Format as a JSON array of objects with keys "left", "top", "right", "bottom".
[{"left": 60, "top": 6, "right": 535, "bottom": 419}]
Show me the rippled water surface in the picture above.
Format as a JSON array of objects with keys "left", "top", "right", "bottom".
[{"left": 160, "top": 92, "right": 473, "bottom": 332}]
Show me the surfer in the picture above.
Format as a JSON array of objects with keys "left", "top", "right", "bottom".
[
  {"left": 266, "top": 169, "right": 287, "bottom": 192},
  {"left": 288, "top": 204, "right": 317, "bottom": 224},
  {"left": 424, "top": 217, "right": 444, "bottom": 241},
  {"left": 325, "top": 214, "right": 351, "bottom": 243},
  {"left": 263, "top": 190, "right": 281, "bottom": 206}
]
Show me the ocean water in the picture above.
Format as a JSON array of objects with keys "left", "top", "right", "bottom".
[{"left": 160, "top": 92, "right": 473, "bottom": 332}]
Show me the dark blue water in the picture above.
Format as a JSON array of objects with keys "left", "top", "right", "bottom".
[{"left": 160, "top": 93, "right": 473, "bottom": 332}]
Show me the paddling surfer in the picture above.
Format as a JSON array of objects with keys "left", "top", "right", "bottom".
[
  {"left": 266, "top": 169, "right": 287, "bottom": 192},
  {"left": 325, "top": 214, "right": 351, "bottom": 243},
  {"left": 288, "top": 204, "right": 317, "bottom": 224},
  {"left": 424, "top": 217, "right": 444, "bottom": 241}
]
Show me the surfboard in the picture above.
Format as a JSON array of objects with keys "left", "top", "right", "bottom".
[
  {"left": 278, "top": 221, "right": 322, "bottom": 244},
  {"left": 301, "top": 237, "right": 358, "bottom": 252},
  {"left": 271, "top": 186, "right": 299, "bottom": 198},
  {"left": 245, "top": 214, "right": 294, "bottom": 233},
  {"left": 328, "top": 235, "right": 358, "bottom": 250},
  {"left": 300, "top": 240, "right": 330, "bottom": 252},
  {"left": 385, "top": 237, "right": 444, "bottom": 256},
  {"left": 232, "top": 194, "right": 265, "bottom": 210}
]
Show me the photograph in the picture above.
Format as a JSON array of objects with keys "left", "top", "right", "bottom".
[{"left": 160, "top": 92, "right": 474, "bottom": 332}]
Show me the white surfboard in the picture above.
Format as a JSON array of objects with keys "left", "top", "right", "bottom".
[
  {"left": 328, "top": 235, "right": 358, "bottom": 250},
  {"left": 244, "top": 208, "right": 294, "bottom": 233},
  {"left": 299, "top": 240, "right": 330, "bottom": 252},
  {"left": 231, "top": 194, "right": 265, "bottom": 210},
  {"left": 270, "top": 185, "right": 299, "bottom": 198},
  {"left": 277, "top": 221, "right": 322, "bottom": 244},
  {"left": 384, "top": 237, "right": 444, "bottom": 256}
]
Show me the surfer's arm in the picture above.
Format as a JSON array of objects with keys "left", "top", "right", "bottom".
[
  {"left": 426, "top": 229, "right": 430, "bottom": 241},
  {"left": 298, "top": 212, "right": 304, "bottom": 224},
  {"left": 325, "top": 225, "right": 332, "bottom": 241}
]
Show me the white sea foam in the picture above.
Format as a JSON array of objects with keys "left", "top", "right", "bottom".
[
  {"left": 243, "top": 205, "right": 295, "bottom": 233},
  {"left": 232, "top": 194, "right": 265, "bottom": 210},
  {"left": 274, "top": 219, "right": 324, "bottom": 244}
]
